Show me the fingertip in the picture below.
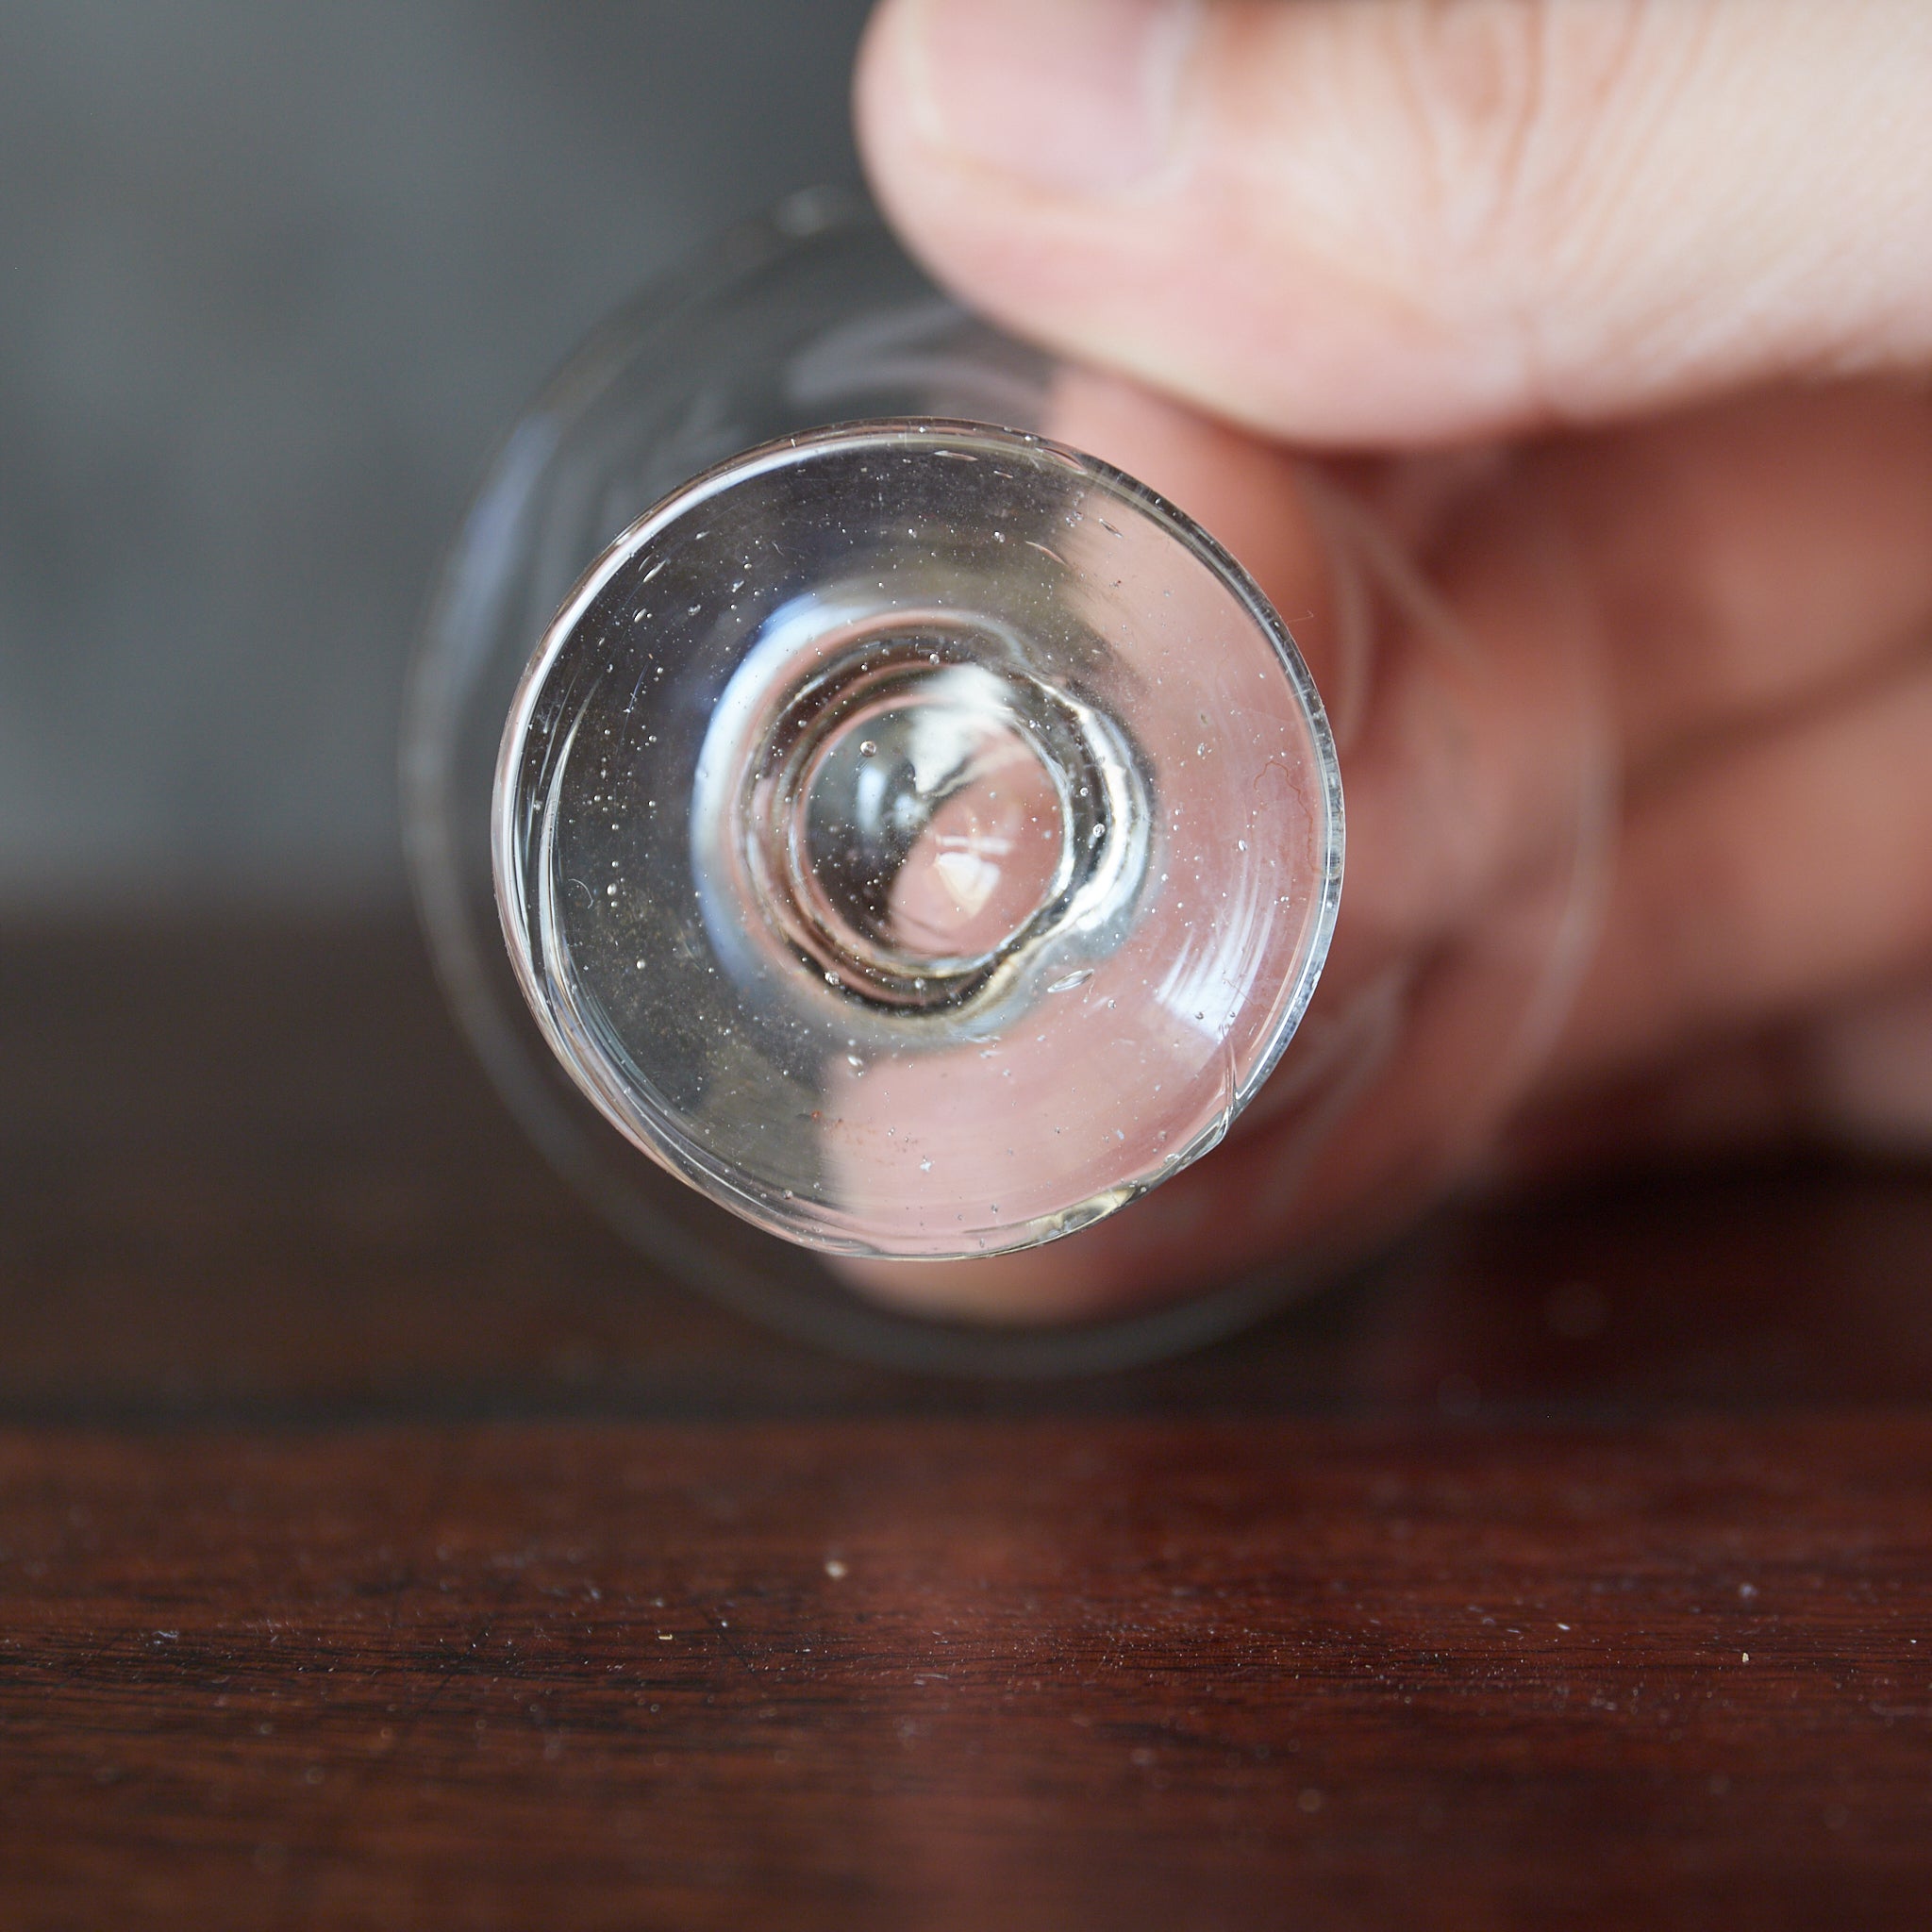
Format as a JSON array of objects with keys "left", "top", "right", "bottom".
[
  {"left": 852, "top": 0, "right": 1239, "bottom": 437},
  {"left": 852, "top": 0, "right": 1532, "bottom": 448}
]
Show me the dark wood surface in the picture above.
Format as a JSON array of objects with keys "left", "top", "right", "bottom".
[{"left": 4, "top": 919, "right": 1931, "bottom": 1928}]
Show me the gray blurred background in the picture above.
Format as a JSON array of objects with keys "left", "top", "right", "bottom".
[{"left": 0, "top": 0, "right": 874, "bottom": 909}]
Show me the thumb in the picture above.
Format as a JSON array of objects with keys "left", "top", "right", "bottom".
[{"left": 856, "top": 0, "right": 1932, "bottom": 445}]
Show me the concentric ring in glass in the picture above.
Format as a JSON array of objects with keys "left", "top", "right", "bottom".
[{"left": 494, "top": 417, "right": 1341, "bottom": 1260}]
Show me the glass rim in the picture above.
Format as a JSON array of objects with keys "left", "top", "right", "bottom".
[{"left": 491, "top": 412, "right": 1344, "bottom": 1259}]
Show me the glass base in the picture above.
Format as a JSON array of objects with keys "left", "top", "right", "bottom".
[{"left": 404, "top": 190, "right": 1606, "bottom": 1368}]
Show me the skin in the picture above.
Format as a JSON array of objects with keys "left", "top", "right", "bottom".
[{"left": 843, "top": 0, "right": 1932, "bottom": 1322}]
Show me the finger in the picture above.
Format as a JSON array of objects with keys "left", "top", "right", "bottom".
[
  {"left": 1543, "top": 645, "right": 1932, "bottom": 1097},
  {"left": 1502, "top": 966, "right": 1932, "bottom": 1177},
  {"left": 1051, "top": 373, "right": 1932, "bottom": 831},
  {"left": 1806, "top": 976, "right": 1932, "bottom": 1153},
  {"left": 841, "top": 477, "right": 1932, "bottom": 1320},
  {"left": 1501, "top": 1031, "right": 1812, "bottom": 1178},
  {"left": 1075, "top": 725, "right": 1932, "bottom": 1313},
  {"left": 857, "top": 0, "right": 1932, "bottom": 445},
  {"left": 836, "top": 424, "right": 1609, "bottom": 1322},
  {"left": 847, "top": 838, "right": 1595, "bottom": 1320},
  {"left": 1044, "top": 369, "right": 1603, "bottom": 966},
  {"left": 1041, "top": 367, "right": 1376, "bottom": 741},
  {"left": 1531, "top": 381, "right": 1932, "bottom": 772},
  {"left": 1042, "top": 366, "right": 1337, "bottom": 681}
]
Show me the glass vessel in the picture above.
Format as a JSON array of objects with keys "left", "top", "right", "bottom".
[{"left": 404, "top": 189, "right": 1607, "bottom": 1369}]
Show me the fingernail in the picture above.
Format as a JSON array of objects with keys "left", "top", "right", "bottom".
[{"left": 909, "top": 0, "right": 1200, "bottom": 195}]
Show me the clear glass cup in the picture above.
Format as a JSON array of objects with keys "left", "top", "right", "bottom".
[{"left": 403, "top": 188, "right": 1608, "bottom": 1370}]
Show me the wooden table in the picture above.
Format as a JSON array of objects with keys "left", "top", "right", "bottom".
[{"left": 3, "top": 919, "right": 1929, "bottom": 1928}]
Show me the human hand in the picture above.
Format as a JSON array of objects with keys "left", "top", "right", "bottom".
[{"left": 845, "top": 0, "right": 1932, "bottom": 1321}]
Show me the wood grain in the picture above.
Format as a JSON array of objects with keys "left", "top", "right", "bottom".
[
  {"left": 2, "top": 919, "right": 1931, "bottom": 1928},
  {"left": 6, "top": 1418, "right": 1932, "bottom": 1930}
]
